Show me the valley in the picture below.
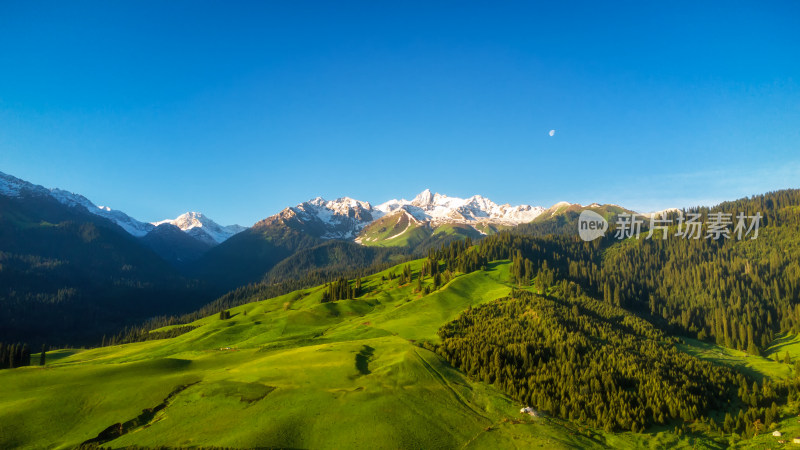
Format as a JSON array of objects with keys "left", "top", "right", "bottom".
[{"left": 3, "top": 170, "right": 800, "bottom": 449}]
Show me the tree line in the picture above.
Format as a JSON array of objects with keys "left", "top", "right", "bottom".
[
  {"left": 0, "top": 342, "right": 31, "bottom": 369},
  {"left": 321, "top": 277, "right": 362, "bottom": 302},
  {"left": 99, "top": 324, "right": 198, "bottom": 348}
]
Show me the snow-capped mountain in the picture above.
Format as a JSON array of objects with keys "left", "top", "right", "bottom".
[
  {"left": 5, "top": 168, "right": 631, "bottom": 253},
  {"left": 153, "top": 212, "right": 246, "bottom": 246},
  {"left": 261, "top": 197, "right": 379, "bottom": 240},
  {"left": 0, "top": 171, "right": 243, "bottom": 245},
  {"left": 1, "top": 170, "right": 156, "bottom": 236},
  {"left": 259, "top": 189, "right": 546, "bottom": 244},
  {"left": 376, "top": 189, "right": 545, "bottom": 225}
]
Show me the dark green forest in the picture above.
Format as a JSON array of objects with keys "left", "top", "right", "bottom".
[
  {"left": 0, "top": 195, "right": 212, "bottom": 347},
  {"left": 433, "top": 287, "right": 796, "bottom": 436}
]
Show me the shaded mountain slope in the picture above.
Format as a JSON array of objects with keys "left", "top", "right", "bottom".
[{"left": 0, "top": 194, "right": 209, "bottom": 345}]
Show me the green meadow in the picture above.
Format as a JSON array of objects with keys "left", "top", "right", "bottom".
[
  {"left": 1, "top": 259, "right": 799, "bottom": 448},
  {"left": 359, "top": 219, "right": 430, "bottom": 248}
]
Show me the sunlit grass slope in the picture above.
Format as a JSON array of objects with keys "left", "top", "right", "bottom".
[
  {"left": 356, "top": 211, "right": 430, "bottom": 248},
  {"left": 679, "top": 338, "right": 793, "bottom": 381},
  {"left": 675, "top": 334, "right": 800, "bottom": 448}
]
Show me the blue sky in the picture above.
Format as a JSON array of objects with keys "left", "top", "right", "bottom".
[{"left": 1, "top": 1, "right": 798, "bottom": 226}]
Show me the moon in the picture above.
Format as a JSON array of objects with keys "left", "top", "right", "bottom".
[{"left": 549, "top": 129, "right": 555, "bottom": 137}]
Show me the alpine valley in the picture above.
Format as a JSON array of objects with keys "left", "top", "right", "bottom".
[{"left": 3, "top": 169, "right": 800, "bottom": 450}]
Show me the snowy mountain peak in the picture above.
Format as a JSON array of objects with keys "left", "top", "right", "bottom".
[
  {"left": 262, "top": 190, "right": 549, "bottom": 244},
  {"left": 0, "top": 171, "right": 245, "bottom": 246},
  {"left": 152, "top": 212, "right": 245, "bottom": 245},
  {"left": 308, "top": 197, "right": 327, "bottom": 207},
  {"left": 157, "top": 211, "right": 209, "bottom": 230},
  {"left": 266, "top": 196, "right": 380, "bottom": 240},
  {"left": 412, "top": 189, "right": 435, "bottom": 206}
]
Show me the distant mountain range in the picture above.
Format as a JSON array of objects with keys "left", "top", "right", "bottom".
[
  {"left": 262, "top": 189, "right": 546, "bottom": 245},
  {"left": 0, "top": 169, "right": 643, "bottom": 344},
  {"left": 1, "top": 170, "right": 563, "bottom": 256},
  {"left": 0, "top": 169, "right": 647, "bottom": 286},
  {"left": 0, "top": 171, "right": 246, "bottom": 264},
  {"left": 186, "top": 190, "right": 637, "bottom": 290}
]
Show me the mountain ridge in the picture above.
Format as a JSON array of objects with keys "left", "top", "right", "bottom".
[
  {"left": 0, "top": 171, "right": 244, "bottom": 247},
  {"left": 3, "top": 171, "right": 666, "bottom": 249},
  {"left": 0, "top": 187, "right": 210, "bottom": 345},
  {"left": 261, "top": 189, "right": 548, "bottom": 247}
]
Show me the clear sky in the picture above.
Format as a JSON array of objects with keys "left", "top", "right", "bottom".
[{"left": 1, "top": 1, "right": 799, "bottom": 226}]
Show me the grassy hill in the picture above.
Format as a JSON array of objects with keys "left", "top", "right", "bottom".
[
  {"left": 357, "top": 210, "right": 498, "bottom": 253},
  {"left": 357, "top": 210, "right": 431, "bottom": 248},
  {"left": 2, "top": 257, "right": 798, "bottom": 448}
]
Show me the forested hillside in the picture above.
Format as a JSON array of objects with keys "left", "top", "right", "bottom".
[
  {"left": 188, "top": 214, "right": 327, "bottom": 290},
  {"left": 438, "top": 190, "right": 800, "bottom": 357},
  {"left": 435, "top": 288, "right": 791, "bottom": 436},
  {"left": 0, "top": 194, "right": 209, "bottom": 346}
]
